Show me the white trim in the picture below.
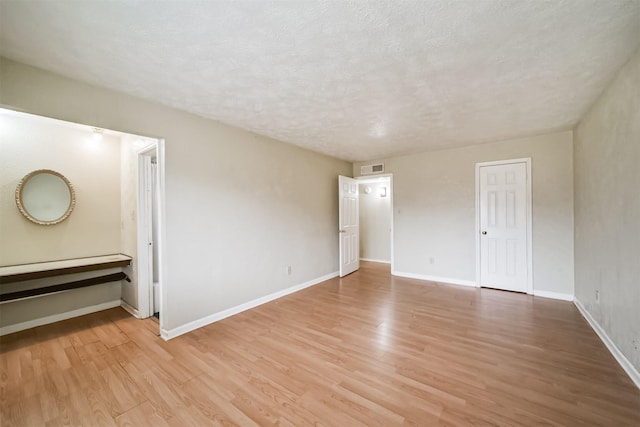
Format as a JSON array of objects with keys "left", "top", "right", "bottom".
[
  {"left": 360, "top": 258, "right": 391, "bottom": 264},
  {"left": 392, "top": 271, "right": 476, "bottom": 288},
  {"left": 525, "top": 159, "right": 533, "bottom": 294},
  {"left": 136, "top": 139, "right": 165, "bottom": 330},
  {"left": 0, "top": 300, "right": 121, "bottom": 336},
  {"left": 120, "top": 300, "right": 140, "bottom": 318},
  {"left": 356, "top": 173, "right": 393, "bottom": 183},
  {"left": 389, "top": 174, "right": 395, "bottom": 274},
  {"left": 533, "top": 290, "right": 574, "bottom": 301},
  {"left": 475, "top": 165, "right": 480, "bottom": 288},
  {"left": 475, "top": 158, "right": 533, "bottom": 294},
  {"left": 161, "top": 271, "right": 339, "bottom": 340},
  {"left": 156, "top": 139, "right": 167, "bottom": 333},
  {"left": 574, "top": 298, "right": 640, "bottom": 389},
  {"left": 136, "top": 147, "right": 153, "bottom": 320}
]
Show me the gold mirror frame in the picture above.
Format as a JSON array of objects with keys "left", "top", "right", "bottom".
[{"left": 15, "top": 169, "right": 76, "bottom": 225}]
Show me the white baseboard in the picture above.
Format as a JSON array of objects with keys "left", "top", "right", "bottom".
[
  {"left": 120, "top": 300, "right": 140, "bottom": 318},
  {"left": 161, "top": 271, "right": 339, "bottom": 340},
  {"left": 574, "top": 298, "right": 640, "bottom": 389},
  {"left": 0, "top": 300, "right": 121, "bottom": 336},
  {"left": 360, "top": 258, "right": 390, "bottom": 264},
  {"left": 392, "top": 271, "right": 476, "bottom": 288},
  {"left": 533, "top": 290, "right": 574, "bottom": 301}
]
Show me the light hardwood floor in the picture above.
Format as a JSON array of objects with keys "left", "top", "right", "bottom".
[{"left": 1, "top": 262, "right": 639, "bottom": 426}]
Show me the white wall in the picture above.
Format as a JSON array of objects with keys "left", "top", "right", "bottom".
[
  {"left": 354, "top": 131, "right": 574, "bottom": 297},
  {"left": 0, "top": 111, "right": 123, "bottom": 328},
  {"left": 574, "top": 48, "right": 640, "bottom": 371},
  {"left": 359, "top": 181, "right": 391, "bottom": 262},
  {"left": 0, "top": 57, "right": 352, "bottom": 334}
]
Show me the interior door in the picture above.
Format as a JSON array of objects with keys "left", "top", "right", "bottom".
[
  {"left": 142, "top": 155, "right": 155, "bottom": 316},
  {"left": 339, "top": 175, "right": 359, "bottom": 277},
  {"left": 479, "top": 162, "right": 528, "bottom": 292}
]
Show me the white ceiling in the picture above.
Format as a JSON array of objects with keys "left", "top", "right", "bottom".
[{"left": 1, "top": 1, "right": 639, "bottom": 162}]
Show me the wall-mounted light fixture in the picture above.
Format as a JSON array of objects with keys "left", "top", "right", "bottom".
[
  {"left": 92, "top": 127, "right": 104, "bottom": 141},
  {"left": 380, "top": 187, "right": 387, "bottom": 197}
]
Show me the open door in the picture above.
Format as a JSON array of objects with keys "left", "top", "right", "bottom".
[
  {"left": 137, "top": 150, "right": 155, "bottom": 318},
  {"left": 339, "top": 175, "right": 359, "bottom": 277}
]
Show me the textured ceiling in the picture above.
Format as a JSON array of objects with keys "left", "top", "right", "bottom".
[{"left": 1, "top": 1, "right": 639, "bottom": 162}]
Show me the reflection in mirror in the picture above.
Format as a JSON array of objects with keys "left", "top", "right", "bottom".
[{"left": 15, "top": 170, "right": 75, "bottom": 225}]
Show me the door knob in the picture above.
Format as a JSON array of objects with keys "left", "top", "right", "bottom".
[
  {"left": 339, "top": 230, "right": 345, "bottom": 233},
  {"left": 481, "top": 231, "right": 487, "bottom": 235}
]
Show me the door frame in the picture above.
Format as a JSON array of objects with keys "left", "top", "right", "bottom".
[
  {"left": 475, "top": 158, "right": 532, "bottom": 294},
  {"left": 356, "top": 173, "right": 394, "bottom": 273},
  {"left": 136, "top": 139, "right": 166, "bottom": 331}
]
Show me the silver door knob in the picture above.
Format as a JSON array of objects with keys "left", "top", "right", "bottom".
[
  {"left": 339, "top": 230, "right": 345, "bottom": 233},
  {"left": 481, "top": 231, "right": 487, "bottom": 235}
]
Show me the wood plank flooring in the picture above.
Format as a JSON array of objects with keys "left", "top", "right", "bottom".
[{"left": 1, "top": 261, "right": 639, "bottom": 426}]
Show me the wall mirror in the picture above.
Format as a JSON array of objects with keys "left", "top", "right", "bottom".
[{"left": 15, "top": 169, "right": 76, "bottom": 225}]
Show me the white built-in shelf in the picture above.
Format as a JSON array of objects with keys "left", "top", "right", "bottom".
[{"left": 0, "top": 254, "right": 132, "bottom": 302}]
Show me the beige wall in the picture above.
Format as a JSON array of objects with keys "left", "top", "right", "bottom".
[
  {"left": 0, "top": 112, "right": 122, "bottom": 264},
  {"left": 354, "top": 131, "right": 574, "bottom": 297},
  {"left": 0, "top": 111, "right": 123, "bottom": 329},
  {"left": 359, "top": 181, "right": 391, "bottom": 262},
  {"left": 0, "top": 269, "right": 122, "bottom": 328},
  {"left": 574, "top": 49, "right": 640, "bottom": 370},
  {"left": 0, "top": 57, "right": 352, "bottom": 334}
]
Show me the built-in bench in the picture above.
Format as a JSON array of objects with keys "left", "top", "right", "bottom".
[{"left": 0, "top": 254, "right": 132, "bottom": 302}]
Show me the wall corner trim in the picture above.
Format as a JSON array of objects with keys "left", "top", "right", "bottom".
[
  {"left": 532, "top": 290, "right": 574, "bottom": 301},
  {"left": 574, "top": 298, "right": 640, "bottom": 389},
  {"left": 0, "top": 300, "right": 121, "bottom": 336},
  {"left": 392, "top": 271, "right": 476, "bottom": 288},
  {"left": 160, "top": 271, "right": 340, "bottom": 341},
  {"left": 120, "top": 300, "right": 140, "bottom": 318}
]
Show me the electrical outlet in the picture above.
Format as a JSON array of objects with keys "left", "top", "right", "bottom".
[
  {"left": 429, "top": 257, "right": 435, "bottom": 265},
  {"left": 595, "top": 290, "right": 600, "bottom": 303},
  {"left": 286, "top": 266, "right": 292, "bottom": 275},
  {"left": 633, "top": 340, "right": 638, "bottom": 351}
]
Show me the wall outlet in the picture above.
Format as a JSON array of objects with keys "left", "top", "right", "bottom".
[
  {"left": 595, "top": 290, "right": 600, "bottom": 303},
  {"left": 286, "top": 266, "right": 292, "bottom": 275},
  {"left": 633, "top": 339, "right": 638, "bottom": 351},
  {"left": 429, "top": 257, "right": 435, "bottom": 265}
]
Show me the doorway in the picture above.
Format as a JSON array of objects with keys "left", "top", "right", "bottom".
[
  {"left": 475, "top": 158, "right": 532, "bottom": 294},
  {"left": 358, "top": 176, "right": 392, "bottom": 265},
  {"left": 137, "top": 140, "right": 166, "bottom": 329},
  {"left": 338, "top": 173, "right": 394, "bottom": 277}
]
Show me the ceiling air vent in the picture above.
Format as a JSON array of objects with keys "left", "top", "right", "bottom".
[{"left": 360, "top": 163, "right": 385, "bottom": 175}]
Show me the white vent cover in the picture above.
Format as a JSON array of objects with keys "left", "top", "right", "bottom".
[{"left": 360, "top": 163, "right": 385, "bottom": 175}]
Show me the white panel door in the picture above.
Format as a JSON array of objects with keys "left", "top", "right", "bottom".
[
  {"left": 339, "top": 175, "right": 359, "bottom": 277},
  {"left": 479, "top": 162, "right": 528, "bottom": 292},
  {"left": 137, "top": 154, "right": 154, "bottom": 318}
]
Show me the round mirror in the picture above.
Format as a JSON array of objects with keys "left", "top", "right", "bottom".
[{"left": 15, "top": 169, "right": 76, "bottom": 225}]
